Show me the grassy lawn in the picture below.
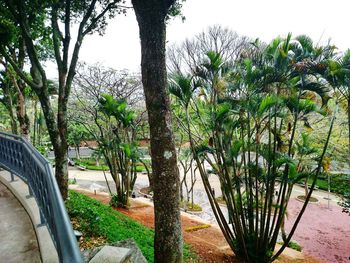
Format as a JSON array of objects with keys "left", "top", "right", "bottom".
[
  {"left": 74, "top": 158, "right": 148, "bottom": 173},
  {"left": 66, "top": 191, "right": 197, "bottom": 263},
  {"left": 311, "top": 174, "right": 350, "bottom": 195},
  {"left": 74, "top": 159, "right": 109, "bottom": 171}
]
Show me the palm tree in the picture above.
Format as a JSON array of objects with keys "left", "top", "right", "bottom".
[
  {"left": 170, "top": 34, "right": 337, "bottom": 263},
  {"left": 98, "top": 94, "right": 139, "bottom": 207},
  {"left": 326, "top": 49, "right": 350, "bottom": 160}
]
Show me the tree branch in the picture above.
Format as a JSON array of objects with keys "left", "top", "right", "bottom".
[
  {"left": 0, "top": 47, "right": 40, "bottom": 89},
  {"left": 51, "top": 4, "right": 63, "bottom": 71},
  {"left": 64, "top": 0, "right": 98, "bottom": 96},
  {"left": 82, "top": 1, "right": 120, "bottom": 36},
  {"left": 63, "top": 0, "right": 71, "bottom": 68},
  {"left": 164, "top": 0, "right": 176, "bottom": 11},
  {"left": 11, "top": 0, "right": 48, "bottom": 88}
]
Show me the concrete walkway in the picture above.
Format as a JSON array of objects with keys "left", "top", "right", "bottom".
[{"left": 0, "top": 182, "right": 41, "bottom": 263}]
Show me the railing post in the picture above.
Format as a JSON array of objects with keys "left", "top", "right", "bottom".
[
  {"left": 27, "top": 185, "right": 33, "bottom": 198},
  {"left": 10, "top": 172, "right": 14, "bottom": 182},
  {"left": 38, "top": 210, "right": 46, "bottom": 227}
]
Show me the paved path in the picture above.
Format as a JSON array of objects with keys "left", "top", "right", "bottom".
[
  {"left": 68, "top": 167, "right": 342, "bottom": 222},
  {"left": 0, "top": 183, "right": 41, "bottom": 263}
]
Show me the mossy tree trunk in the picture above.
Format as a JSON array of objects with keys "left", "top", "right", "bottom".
[{"left": 132, "top": 1, "right": 183, "bottom": 262}]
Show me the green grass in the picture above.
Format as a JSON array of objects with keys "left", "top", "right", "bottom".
[
  {"left": 306, "top": 174, "right": 350, "bottom": 195},
  {"left": 180, "top": 201, "right": 202, "bottom": 212},
  {"left": 74, "top": 159, "right": 109, "bottom": 171},
  {"left": 278, "top": 241, "right": 302, "bottom": 252},
  {"left": 66, "top": 191, "right": 198, "bottom": 262},
  {"left": 287, "top": 241, "right": 302, "bottom": 252},
  {"left": 74, "top": 158, "right": 148, "bottom": 172}
]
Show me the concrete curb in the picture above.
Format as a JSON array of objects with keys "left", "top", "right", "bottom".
[{"left": 0, "top": 170, "right": 59, "bottom": 263}]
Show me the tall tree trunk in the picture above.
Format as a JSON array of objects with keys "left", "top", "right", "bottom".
[
  {"left": 55, "top": 141, "right": 68, "bottom": 199},
  {"left": 75, "top": 145, "right": 81, "bottom": 160},
  {"left": 9, "top": 40, "right": 31, "bottom": 139},
  {"left": 9, "top": 105, "right": 18, "bottom": 134},
  {"left": 132, "top": 1, "right": 183, "bottom": 262},
  {"left": 140, "top": 158, "right": 153, "bottom": 190},
  {"left": 11, "top": 78, "right": 30, "bottom": 139},
  {"left": 33, "top": 100, "right": 38, "bottom": 146},
  {"left": 37, "top": 88, "right": 69, "bottom": 199},
  {"left": 1, "top": 82, "right": 18, "bottom": 134}
]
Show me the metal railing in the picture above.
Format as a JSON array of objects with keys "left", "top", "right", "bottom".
[{"left": 0, "top": 132, "right": 83, "bottom": 263}]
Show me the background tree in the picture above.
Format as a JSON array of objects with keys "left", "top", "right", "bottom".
[
  {"left": 0, "top": 0, "right": 127, "bottom": 199},
  {"left": 331, "top": 49, "right": 350, "bottom": 160},
  {"left": 132, "top": 0, "right": 184, "bottom": 262},
  {"left": 74, "top": 63, "right": 144, "bottom": 107},
  {"left": 0, "top": 70, "right": 18, "bottom": 134},
  {"left": 0, "top": 10, "right": 31, "bottom": 138},
  {"left": 0, "top": 63, "right": 30, "bottom": 137},
  {"left": 0, "top": 101, "right": 12, "bottom": 131},
  {"left": 178, "top": 146, "right": 196, "bottom": 210},
  {"left": 167, "top": 25, "right": 250, "bottom": 75},
  {"left": 98, "top": 94, "right": 140, "bottom": 207},
  {"left": 70, "top": 64, "right": 143, "bottom": 206},
  {"left": 67, "top": 123, "right": 90, "bottom": 160}
]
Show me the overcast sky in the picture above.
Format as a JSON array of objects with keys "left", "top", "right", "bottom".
[{"left": 46, "top": 0, "right": 350, "bottom": 78}]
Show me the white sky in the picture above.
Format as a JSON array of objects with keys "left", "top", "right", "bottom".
[{"left": 46, "top": 0, "right": 350, "bottom": 78}]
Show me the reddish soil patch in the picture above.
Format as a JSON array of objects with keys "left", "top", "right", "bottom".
[
  {"left": 286, "top": 199, "right": 350, "bottom": 263},
  {"left": 120, "top": 205, "right": 237, "bottom": 263},
  {"left": 77, "top": 190, "right": 236, "bottom": 262},
  {"left": 77, "top": 190, "right": 323, "bottom": 263}
]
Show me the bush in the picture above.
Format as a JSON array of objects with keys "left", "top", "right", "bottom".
[
  {"left": 74, "top": 159, "right": 109, "bottom": 171},
  {"left": 287, "top": 241, "right": 302, "bottom": 252},
  {"left": 315, "top": 174, "right": 350, "bottom": 195},
  {"left": 277, "top": 240, "right": 302, "bottom": 252},
  {"left": 74, "top": 158, "right": 147, "bottom": 172},
  {"left": 109, "top": 193, "right": 130, "bottom": 208},
  {"left": 180, "top": 201, "right": 202, "bottom": 212},
  {"left": 185, "top": 224, "right": 211, "bottom": 232},
  {"left": 338, "top": 192, "right": 350, "bottom": 215}
]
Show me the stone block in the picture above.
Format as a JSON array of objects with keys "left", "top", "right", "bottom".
[{"left": 89, "top": 246, "right": 131, "bottom": 263}]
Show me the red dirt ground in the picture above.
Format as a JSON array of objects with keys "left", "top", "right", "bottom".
[
  {"left": 77, "top": 190, "right": 324, "bottom": 263},
  {"left": 285, "top": 199, "right": 350, "bottom": 263}
]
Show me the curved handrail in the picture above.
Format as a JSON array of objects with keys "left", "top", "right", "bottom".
[{"left": 0, "top": 132, "right": 83, "bottom": 263}]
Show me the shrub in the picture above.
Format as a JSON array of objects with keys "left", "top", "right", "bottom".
[
  {"left": 287, "top": 241, "right": 302, "bottom": 252},
  {"left": 313, "top": 174, "right": 350, "bottom": 195},
  {"left": 185, "top": 224, "right": 211, "bottom": 232},
  {"left": 180, "top": 201, "right": 202, "bottom": 212}
]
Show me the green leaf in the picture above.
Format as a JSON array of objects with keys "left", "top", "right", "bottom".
[
  {"left": 117, "top": 101, "right": 127, "bottom": 112},
  {"left": 258, "top": 95, "right": 278, "bottom": 116},
  {"left": 288, "top": 162, "right": 297, "bottom": 180},
  {"left": 291, "top": 172, "right": 310, "bottom": 184},
  {"left": 230, "top": 140, "right": 242, "bottom": 158},
  {"left": 121, "top": 143, "right": 132, "bottom": 158},
  {"left": 215, "top": 103, "right": 231, "bottom": 123},
  {"left": 193, "top": 144, "right": 214, "bottom": 157}
]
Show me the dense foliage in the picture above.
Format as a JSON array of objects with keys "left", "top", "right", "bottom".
[
  {"left": 170, "top": 34, "right": 344, "bottom": 262},
  {"left": 339, "top": 192, "right": 350, "bottom": 215},
  {"left": 315, "top": 174, "right": 350, "bottom": 195}
]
